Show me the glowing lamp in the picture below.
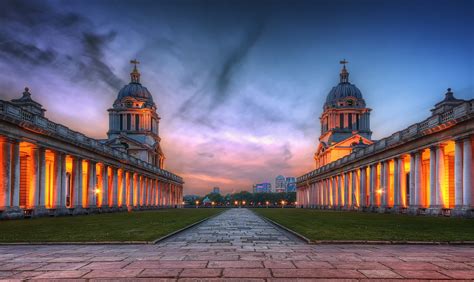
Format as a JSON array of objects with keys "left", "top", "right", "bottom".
[{"left": 242, "top": 201, "right": 246, "bottom": 205}]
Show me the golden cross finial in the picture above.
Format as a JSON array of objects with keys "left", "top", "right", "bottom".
[
  {"left": 339, "top": 59, "right": 348, "bottom": 66},
  {"left": 130, "top": 59, "right": 140, "bottom": 68}
]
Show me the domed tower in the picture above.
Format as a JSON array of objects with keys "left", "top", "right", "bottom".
[
  {"left": 314, "top": 60, "right": 373, "bottom": 168},
  {"left": 106, "top": 60, "right": 165, "bottom": 168}
]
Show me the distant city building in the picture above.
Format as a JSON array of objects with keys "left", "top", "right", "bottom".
[
  {"left": 275, "top": 175, "right": 286, "bottom": 193},
  {"left": 253, "top": 182, "right": 272, "bottom": 193},
  {"left": 212, "top": 187, "right": 220, "bottom": 194},
  {"left": 285, "top": 177, "right": 296, "bottom": 192}
]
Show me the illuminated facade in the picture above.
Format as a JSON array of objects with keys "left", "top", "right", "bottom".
[
  {"left": 275, "top": 175, "right": 286, "bottom": 193},
  {"left": 315, "top": 60, "right": 373, "bottom": 169},
  {"left": 297, "top": 85, "right": 474, "bottom": 217},
  {"left": 0, "top": 63, "right": 184, "bottom": 219}
]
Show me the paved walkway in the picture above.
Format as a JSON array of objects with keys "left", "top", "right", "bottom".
[{"left": 0, "top": 208, "right": 473, "bottom": 281}]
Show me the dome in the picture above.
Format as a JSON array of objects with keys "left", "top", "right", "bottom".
[
  {"left": 115, "top": 60, "right": 155, "bottom": 107},
  {"left": 324, "top": 82, "right": 364, "bottom": 107},
  {"left": 117, "top": 83, "right": 154, "bottom": 102},
  {"left": 324, "top": 61, "right": 365, "bottom": 108}
]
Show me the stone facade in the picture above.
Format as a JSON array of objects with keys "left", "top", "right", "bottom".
[
  {"left": 0, "top": 69, "right": 183, "bottom": 219},
  {"left": 297, "top": 88, "right": 474, "bottom": 217}
]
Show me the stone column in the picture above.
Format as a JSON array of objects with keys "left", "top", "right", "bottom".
[
  {"left": 409, "top": 152, "right": 416, "bottom": 208},
  {"left": 369, "top": 164, "right": 376, "bottom": 207},
  {"left": 11, "top": 140, "right": 20, "bottom": 209},
  {"left": 128, "top": 172, "right": 134, "bottom": 209},
  {"left": 38, "top": 147, "right": 46, "bottom": 209},
  {"left": 352, "top": 170, "right": 357, "bottom": 208},
  {"left": 360, "top": 167, "right": 366, "bottom": 208},
  {"left": 344, "top": 172, "right": 352, "bottom": 209},
  {"left": 429, "top": 146, "right": 437, "bottom": 210},
  {"left": 53, "top": 151, "right": 62, "bottom": 209},
  {"left": 398, "top": 157, "right": 407, "bottom": 208},
  {"left": 111, "top": 167, "right": 118, "bottom": 208},
  {"left": 462, "top": 137, "right": 472, "bottom": 209},
  {"left": 454, "top": 139, "right": 463, "bottom": 208},
  {"left": 0, "top": 138, "right": 11, "bottom": 211},
  {"left": 414, "top": 151, "right": 423, "bottom": 210},
  {"left": 380, "top": 161, "right": 386, "bottom": 208},
  {"left": 87, "top": 160, "right": 97, "bottom": 209},
  {"left": 102, "top": 164, "right": 109, "bottom": 208},
  {"left": 72, "top": 157, "right": 83, "bottom": 213},
  {"left": 435, "top": 145, "right": 445, "bottom": 210},
  {"left": 60, "top": 154, "right": 67, "bottom": 208},
  {"left": 393, "top": 157, "right": 400, "bottom": 208},
  {"left": 121, "top": 169, "right": 127, "bottom": 208},
  {"left": 135, "top": 175, "right": 141, "bottom": 207}
]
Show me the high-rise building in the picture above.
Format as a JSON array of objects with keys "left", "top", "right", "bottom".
[
  {"left": 212, "top": 187, "right": 220, "bottom": 194},
  {"left": 285, "top": 177, "right": 296, "bottom": 192},
  {"left": 275, "top": 175, "right": 286, "bottom": 193},
  {"left": 253, "top": 183, "right": 272, "bottom": 193}
]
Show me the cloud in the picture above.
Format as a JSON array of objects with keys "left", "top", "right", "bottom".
[{"left": 0, "top": 0, "right": 124, "bottom": 92}]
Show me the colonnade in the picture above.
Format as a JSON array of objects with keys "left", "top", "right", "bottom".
[
  {"left": 298, "top": 136, "right": 473, "bottom": 216},
  {"left": 0, "top": 137, "right": 183, "bottom": 218}
]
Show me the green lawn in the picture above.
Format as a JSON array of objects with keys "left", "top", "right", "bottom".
[
  {"left": 0, "top": 209, "right": 223, "bottom": 242},
  {"left": 253, "top": 208, "right": 474, "bottom": 242}
]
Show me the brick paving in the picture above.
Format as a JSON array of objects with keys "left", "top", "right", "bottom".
[{"left": 0, "top": 208, "right": 473, "bottom": 281}]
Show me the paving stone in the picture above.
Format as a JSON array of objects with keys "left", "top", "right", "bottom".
[
  {"left": 33, "top": 270, "right": 90, "bottom": 279},
  {"left": 359, "top": 269, "right": 402, "bottom": 279},
  {"left": 394, "top": 270, "right": 451, "bottom": 279},
  {"left": 0, "top": 209, "right": 472, "bottom": 280},
  {"left": 223, "top": 268, "right": 271, "bottom": 278},
  {"left": 179, "top": 268, "right": 222, "bottom": 277},
  {"left": 139, "top": 268, "right": 182, "bottom": 278}
]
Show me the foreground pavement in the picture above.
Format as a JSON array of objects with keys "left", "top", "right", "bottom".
[{"left": 0, "top": 208, "right": 473, "bottom": 281}]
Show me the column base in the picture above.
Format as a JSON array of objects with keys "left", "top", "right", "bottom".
[
  {"left": 72, "top": 207, "right": 88, "bottom": 215},
  {"left": 427, "top": 206, "right": 442, "bottom": 216},
  {"left": 53, "top": 207, "right": 71, "bottom": 216},
  {"left": 32, "top": 206, "right": 49, "bottom": 217},
  {"left": 0, "top": 207, "right": 24, "bottom": 219},
  {"left": 452, "top": 206, "right": 474, "bottom": 218}
]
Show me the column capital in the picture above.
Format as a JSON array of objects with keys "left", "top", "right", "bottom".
[{"left": 455, "top": 134, "right": 472, "bottom": 143}]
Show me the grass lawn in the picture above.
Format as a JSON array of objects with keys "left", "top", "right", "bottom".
[
  {"left": 0, "top": 209, "right": 223, "bottom": 242},
  {"left": 253, "top": 208, "right": 474, "bottom": 242}
]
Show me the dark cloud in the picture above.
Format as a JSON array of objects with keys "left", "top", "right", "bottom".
[
  {"left": 212, "top": 21, "right": 264, "bottom": 107},
  {"left": 0, "top": 0, "right": 124, "bottom": 91},
  {"left": 0, "top": 39, "right": 57, "bottom": 66}
]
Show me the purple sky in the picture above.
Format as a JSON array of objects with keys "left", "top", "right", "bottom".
[{"left": 0, "top": 0, "right": 472, "bottom": 195}]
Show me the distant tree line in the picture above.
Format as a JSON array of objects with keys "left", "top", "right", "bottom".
[{"left": 183, "top": 191, "right": 296, "bottom": 207}]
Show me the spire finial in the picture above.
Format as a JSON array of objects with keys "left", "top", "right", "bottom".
[
  {"left": 339, "top": 59, "right": 349, "bottom": 83},
  {"left": 130, "top": 59, "right": 140, "bottom": 83},
  {"left": 23, "top": 87, "right": 31, "bottom": 98}
]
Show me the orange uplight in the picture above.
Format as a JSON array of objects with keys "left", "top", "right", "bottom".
[
  {"left": 242, "top": 201, "right": 246, "bottom": 205},
  {"left": 376, "top": 189, "right": 383, "bottom": 194},
  {"left": 95, "top": 189, "right": 101, "bottom": 194}
]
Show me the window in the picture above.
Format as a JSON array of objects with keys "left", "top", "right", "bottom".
[
  {"left": 135, "top": 115, "right": 139, "bottom": 131},
  {"left": 356, "top": 114, "right": 360, "bottom": 130},
  {"left": 126, "top": 114, "right": 131, "bottom": 130},
  {"left": 151, "top": 118, "right": 154, "bottom": 132},
  {"left": 348, "top": 114, "right": 352, "bottom": 129},
  {"left": 347, "top": 100, "right": 353, "bottom": 106},
  {"left": 339, "top": 113, "right": 344, "bottom": 128},
  {"left": 119, "top": 114, "right": 123, "bottom": 130}
]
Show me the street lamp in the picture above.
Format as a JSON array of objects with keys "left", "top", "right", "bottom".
[
  {"left": 195, "top": 200, "right": 199, "bottom": 208},
  {"left": 281, "top": 200, "right": 286, "bottom": 208},
  {"left": 265, "top": 201, "right": 269, "bottom": 208},
  {"left": 242, "top": 200, "right": 246, "bottom": 206},
  {"left": 211, "top": 201, "right": 215, "bottom": 208}
]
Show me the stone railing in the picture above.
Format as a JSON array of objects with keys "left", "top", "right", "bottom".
[
  {"left": 298, "top": 99, "right": 474, "bottom": 183},
  {"left": 0, "top": 100, "right": 183, "bottom": 184}
]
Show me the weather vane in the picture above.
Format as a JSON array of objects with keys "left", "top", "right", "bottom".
[{"left": 339, "top": 59, "right": 348, "bottom": 66}]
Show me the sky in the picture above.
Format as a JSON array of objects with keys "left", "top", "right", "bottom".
[{"left": 0, "top": 0, "right": 472, "bottom": 195}]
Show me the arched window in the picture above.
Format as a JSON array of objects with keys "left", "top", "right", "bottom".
[{"left": 339, "top": 113, "right": 344, "bottom": 128}]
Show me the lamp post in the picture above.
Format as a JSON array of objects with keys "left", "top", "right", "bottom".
[
  {"left": 266, "top": 201, "right": 269, "bottom": 208},
  {"left": 211, "top": 201, "right": 215, "bottom": 208},
  {"left": 195, "top": 200, "right": 199, "bottom": 208},
  {"left": 281, "top": 200, "right": 286, "bottom": 208}
]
